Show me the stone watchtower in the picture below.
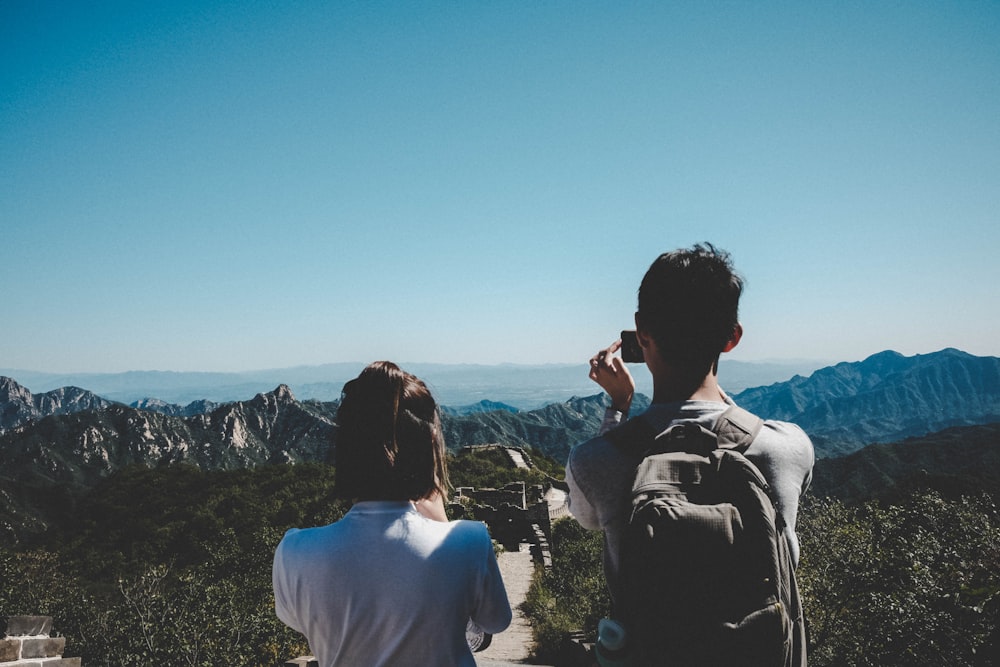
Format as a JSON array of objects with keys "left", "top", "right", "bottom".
[{"left": 0, "top": 617, "right": 80, "bottom": 666}]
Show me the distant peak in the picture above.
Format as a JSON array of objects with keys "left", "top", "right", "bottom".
[
  {"left": 862, "top": 350, "right": 904, "bottom": 362},
  {"left": 0, "top": 376, "right": 31, "bottom": 400},
  {"left": 932, "top": 347, "right": 973, "bottom": 357},
  {"left": 859, "top": 348, "right": 981, "bottom": 367},
  {"left": 273, "top": 384, "right": 295, "bottom": 401}
]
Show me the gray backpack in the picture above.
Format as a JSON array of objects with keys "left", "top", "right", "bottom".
[{"left": 608, "top": 405, "right": 806, "bottom": 667}]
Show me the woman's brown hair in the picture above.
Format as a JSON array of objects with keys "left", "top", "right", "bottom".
[{"left": 334, "top": 361, "right": 449, "bottom": 502}]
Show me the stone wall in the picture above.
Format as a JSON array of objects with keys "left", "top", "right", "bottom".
[
  {"left": 451, "top": 481, "right": 554, "bottom": 550},
  {"left": 0, "top": 617, "right": 80, "bottom": 666},
  {"left": 458, "top": 443, "right": 537, "bottom": 471},
  {"left": 530, "top": 522, "right": 553, "bottom": 569},
  {"left": 455, "top": 481, "right": 527, "bottom": 509}
]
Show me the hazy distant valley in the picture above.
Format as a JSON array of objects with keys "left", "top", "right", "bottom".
[{"left": 2, "top": 357, "right": 826, "bottom": 409}]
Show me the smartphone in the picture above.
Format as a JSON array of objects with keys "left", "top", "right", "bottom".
[{"left": 620, "top": 330, "right": 644, "bottom": 363}]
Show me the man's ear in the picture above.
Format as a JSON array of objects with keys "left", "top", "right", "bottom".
[
  {"left": 721, "top": 323, "right": 743, "bottom": 353},
  {"left": 635, "top": 313, "right": 661, "bottom": 366},
  {"left": 634, "top": 313, "right": 653, "bottom": 351}
]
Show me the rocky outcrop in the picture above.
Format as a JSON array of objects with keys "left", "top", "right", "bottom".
[
  {"left": 0, "top": 377, "right": 115, "bottom": 434},
  {"left": 0, "top": 385, "right": 337, "bottom": 488}
]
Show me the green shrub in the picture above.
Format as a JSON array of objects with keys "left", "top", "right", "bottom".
[
  {"left": 0, "top": 463, "right": 344, "bottom": 666},
  {"left": 797, "top": 492, "right": 1000, "bottom": 666},
  {"left": 521, "top": 518, "right": 609, "bottom": 662}
]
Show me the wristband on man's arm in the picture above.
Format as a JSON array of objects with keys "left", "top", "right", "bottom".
[{"left": 598, "top": 406, "right": 627, "bottom": 435}]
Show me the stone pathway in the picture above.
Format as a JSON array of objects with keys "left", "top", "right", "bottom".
[
  {"left": 476, "top": 542, "right": 536, "bottom": 664},
  {"left": 475, "top": 484, "right": 571, "bottom": 665},
  {"left": 505, "top": 448, "right": 530, "bottom": 469},
  {"left": 476, "top": 467, "right": 569, "bottom": 666},
  {"left": 545, "top": 486, "right": 570, "bottom": 520}
]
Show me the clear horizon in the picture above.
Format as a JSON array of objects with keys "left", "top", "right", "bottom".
[
  {"left": 3, "top": 2, "right": 998, "bottom": 374},
  {"left": 2, "top": 346, "right": 983, "bottom": 380}
]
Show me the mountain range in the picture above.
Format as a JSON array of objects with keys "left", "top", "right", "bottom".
[
  {"left": 1, "top": 382, "right": 336, "bottom": 485},
  {"left": 1, "top": 348, "right": 999, "bottom": 544},
  {"left": 1, "top": 377, "right": 116, "bottom": 432},
  {"left": 3, "top": 349, "right": 997, "bottom": 462},
  {"left": 733, "top": 348, "right": 1000, "bottom": 457}
]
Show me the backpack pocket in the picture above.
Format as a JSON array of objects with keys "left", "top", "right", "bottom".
[
  {"left": 625, "top": 497, "right": 746, "bottom": 629},
  {"left": 720, "top": 600, "right": 792, "bottom": 666}
]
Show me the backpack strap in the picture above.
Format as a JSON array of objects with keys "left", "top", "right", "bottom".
[
  {"left": 714, "top": 405, "right": 784, "bottom": 527},
  {"left": 605, "top": 416, "right": 659, "bottom": 456},
  {"left": 713, "top": 404, "right": 764, "bottom": 452}
]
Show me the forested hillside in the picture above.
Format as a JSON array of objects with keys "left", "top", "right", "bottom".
[
  {"left": 809, "top": 422, "right": 1000, "bottom": 503},
  {"left": 0, "top": 447, "right": 557, "bottom": 665}
]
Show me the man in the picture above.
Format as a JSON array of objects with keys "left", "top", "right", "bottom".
[{"left": 565, "top": 243, "right": 814, "bottom": 661}]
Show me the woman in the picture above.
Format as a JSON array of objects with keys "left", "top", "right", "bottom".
[{"left": 273, "top": 361, "right": 511, "bottom": 667}]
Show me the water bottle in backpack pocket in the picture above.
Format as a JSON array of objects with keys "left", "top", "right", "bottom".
[{"left": 595, "top": 618, "right": 635, "bottom": 667}]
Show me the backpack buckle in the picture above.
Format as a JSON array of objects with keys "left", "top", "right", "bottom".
[{"left": 653, "top": 422, "right": 717, "bottom": 455}]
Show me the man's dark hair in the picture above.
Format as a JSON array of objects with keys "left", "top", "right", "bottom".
[
  {"left": 334, "top": 361, "right": 449, "bottom": 502},
  {"left": 637, "top": 243, "right": 744, "bottom": 375}
]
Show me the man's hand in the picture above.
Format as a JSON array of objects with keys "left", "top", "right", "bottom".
[{"left": 589, "top": 340, "right": 635, "bottom": 414}]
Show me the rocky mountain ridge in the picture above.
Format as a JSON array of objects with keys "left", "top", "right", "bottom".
[
  {"left": 733, "top": 348, "right": 1000, "bottom": 456},
  {"left": 1, "top": 382, "right": 336, "bottom": 490},
  {"left": 2, "top": 349, "right": 1000, "bottom": 547},
  {"left": 0, "top": 376, "right": 116, "bottom": 433},
  {"left": 129, "top": 396, "right": 221, "bottom": 418},
  {"left": 1, "top": 349, "right": 998, "bottom": 483}
]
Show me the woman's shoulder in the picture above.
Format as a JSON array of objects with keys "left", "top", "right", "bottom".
[
  {"left": 442, "top": 518, "right": 493, "bottom": 544},
  {"left": 276, "top": 520, "right": 343, "bottom": 552}
]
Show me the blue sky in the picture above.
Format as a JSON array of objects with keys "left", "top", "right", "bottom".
[{"left": 2, "top": 1, "right": 998, "bottom": 373}]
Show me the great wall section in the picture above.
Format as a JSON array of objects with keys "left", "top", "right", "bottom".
[{"left": 451, "top": 445, "right": 570, "bottom": 666}]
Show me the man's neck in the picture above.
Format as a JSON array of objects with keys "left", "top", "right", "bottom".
[{"left": 651, "top": 371, "right": 726, "bottom": 404}]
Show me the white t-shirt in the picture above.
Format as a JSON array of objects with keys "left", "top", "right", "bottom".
[{"left": 273, "top": 500, "right": 511, "bottom": 667}]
